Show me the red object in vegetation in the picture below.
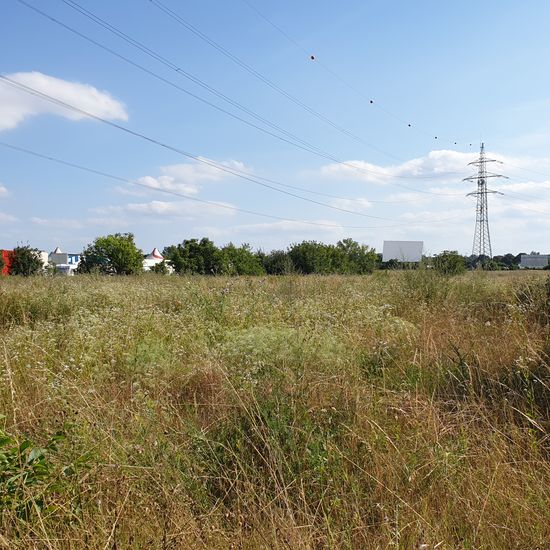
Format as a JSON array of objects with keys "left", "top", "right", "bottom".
[{"left": 1, "top": 250, "right": 13, "bottom": 275}]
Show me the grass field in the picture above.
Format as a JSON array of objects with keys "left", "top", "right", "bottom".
[{"left": 1, "top": 271, "right": 549, "bottom": 549}]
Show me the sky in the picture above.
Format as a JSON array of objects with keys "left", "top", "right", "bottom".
[{"left": 1, "top": 0, "right": 550, "bottom": 256}]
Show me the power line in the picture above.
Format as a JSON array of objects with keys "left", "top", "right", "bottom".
[
  {"left": 16, "top": 0, "right": 467, "bottom": 194},
  {"left": 58, "top": 0, "right": 465, "bottom": 183},
  {"left": 0, "top": 141, "right": 464, "bottom": 230},
  {"left": 59, "top": 0, "right": 394, "bottom": 162},
  {"left": 239, "top": 0, "right": 471, "bottom": 149},
  {"left": 0, "top": 75, "right": 465, "bottom": 225},
  {"left": 497, "top": 194, "right": 550, "bottom": 217},
  {"left": 145, "top": 0, "right": 404, "bottom": 162},
  {"left": 502, "top": 160, "right": 550, "bottom": 181}
]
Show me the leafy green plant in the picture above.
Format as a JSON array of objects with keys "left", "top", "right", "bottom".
[
  {"left": 10, "top": 245, "right": 43, "bottom": 276},
  {"left": 433, "top": 250, "right": 466, "bottom": 276},
  {"left": 150, "top": 260, "right": 170, "bottom": 274},
  {"left": 78, "top": 233, "right": 143, "bottom": 275},
  {"left": 0, "top": 425, "right": 90, "bottom": 519}
]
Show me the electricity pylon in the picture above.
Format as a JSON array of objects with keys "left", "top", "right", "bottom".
[{"left": 463, "top": 143, "right": 506, "bottom": 258}]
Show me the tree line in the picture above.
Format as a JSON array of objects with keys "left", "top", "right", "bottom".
[{"left": 2, "top": 234, "right": 547, "bottom": 277}]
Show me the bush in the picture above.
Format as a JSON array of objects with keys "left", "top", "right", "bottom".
[
  {"left": 10, "top": 246, "right": 43, "bottom": 276},
  {"left": 222, "top": 243, "right": 265, "bottom": 275},
  {"left": 150, "top": 260, "right": 170, "bottom": 274},
  {"left": 433, "top": 250, "right": 466, "bottom": 276},
  {"left": 261, "top": 250, "right": 294, "bottom": 275}
]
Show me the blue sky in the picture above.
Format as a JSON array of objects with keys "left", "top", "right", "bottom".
[{"left": 2, "top": 0, "right": 550, "bottom": 255}]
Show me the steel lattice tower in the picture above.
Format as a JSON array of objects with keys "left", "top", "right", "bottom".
[{"left": 463, "top": 143, "right": 506, "bottom": 258}]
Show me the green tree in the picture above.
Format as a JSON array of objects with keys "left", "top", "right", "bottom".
[
  {"left": 261, "top": 249, "right": 294, "bottom": 275},
  {"left": 433, "top": 250, "right": 466, "bottom": 276},
  {"left": 77, "top": 233, "right": 143, "bottom": 275},
  {"left": 10, "top": 245, "right": 43, "bottom": 276},
  {"left": 222, "top": 243, "right": 265, "bottom": 275},
  {"left": 150, "top": 260, "right": 170, "bottom": 274},
  {"left": 288, "top": 241, "right": 333, "bottom": 274},
  {"left": 163, "top": 238, "right": 226, "bottom": 275},
  {"left": 335, "top": 238, "right": 378, "bottom": 274}
]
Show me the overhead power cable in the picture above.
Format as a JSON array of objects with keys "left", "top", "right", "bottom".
[
  {"left": 497, "top": 194, "right": 550, "bottom": 217},
  {"left": 239, "top": 0, "right": 471, "bottom": 148},
  {"left": 16, "top": 0, "right": 466, "bottom": 195},
  {"left": 0, "top": 141, "right": 464, "bottom": 230},
  {"left": 56, "top": 0, "right": 465, "bottom": 184},
  {"left": 0, "top": 75, "right": 465, "bottom": 224},
  {"left": 145, "top": 0, "right": 403, "bottom": 162}
]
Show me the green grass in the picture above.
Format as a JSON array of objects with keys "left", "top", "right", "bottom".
[{"left": 0, "top": 271, "right": 549, "bottom": 548}]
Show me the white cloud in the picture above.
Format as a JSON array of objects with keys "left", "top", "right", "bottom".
[
  {"left": 94, "top": 199, "right": 236, "bottom": 219},
  {"left": 496, "top": 179, "right": 550, "bottom": 196},
  {"left": 0, "top": 183, "right": 8, "bottom": 197},
  {"left": 0, "top": 71, "right": 127, "bottom": 132},
  {"left": 31, "top": 217, "right": 84, "bottom": 229},
  {"left": 123, "top": 158, "right": 250, "bottom": 196},
  {"left": 320, "top": 149, "right": 475, "bottom": 184},
  {"left": 331, "top": 197, "right": 372, "bottom": 211},
  {"left": 0, "top": 212, "right": 17, "bottom": 223}
]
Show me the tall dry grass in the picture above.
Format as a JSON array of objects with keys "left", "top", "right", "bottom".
[{"left": 0, "top": 271, "right": 549, "bottom": 548}]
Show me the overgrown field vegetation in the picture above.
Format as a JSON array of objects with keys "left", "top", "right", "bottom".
[{"left": 1, "top": 271, "right": 549, "bottom": 548}]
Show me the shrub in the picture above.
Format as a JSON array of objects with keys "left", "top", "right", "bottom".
[
  {"left": 150, "top": 260, "right": 170, "bottom": 274},
  {"left": 433, "top": 250, "right": 466, "bottom": 276},
  {"left": 10, "top": 245, "right": 43, "bottom": 276},
  {"left": 261, "top": 249, "right": 294, "bottom": 275},
  {"left": 222, "top": 243, "right": 265, "bottom": 275}
]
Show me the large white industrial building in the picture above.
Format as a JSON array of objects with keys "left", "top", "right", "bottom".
[
  {"left": 382, "top": 240, "right": 424, "bottom": 263},
  {"left": 519, "top": 253, "right": 550, "bottom": 269}
]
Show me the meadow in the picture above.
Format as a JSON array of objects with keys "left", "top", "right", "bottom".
[{"left": 0, "top": 271, "right": 549, "bottom": 549}]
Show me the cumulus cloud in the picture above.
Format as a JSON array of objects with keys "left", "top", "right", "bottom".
[
  {"left": 121, "top": 158, "right": 250, "bottom": 196},
  {"left": 0, "top": 183, "right": 8, "bottom": 197},
  {"left": 320, "top": 150, "right": 475, "bottom": 184},
  {"left": 0, "top": 71, "right": 127, "bottom": 132},
  {"left": 94, "top": 199, "right": 236, "bottom": 219}
]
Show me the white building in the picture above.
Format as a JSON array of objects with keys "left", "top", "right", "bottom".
[
  {"left": 39, "top": 251, "right": 49, "bottom": 267},
  {"left": 519, "top": 254, "right": 550, "bottom": 269},
  {"left": 143, "top": 248, "right": 169, "bottom": 271},
  {"left": 48, "top": 246, "right": 80, "bottom": 275},
  {"left": 382, "top": 240, "right": 424, "bottom": 263}
]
